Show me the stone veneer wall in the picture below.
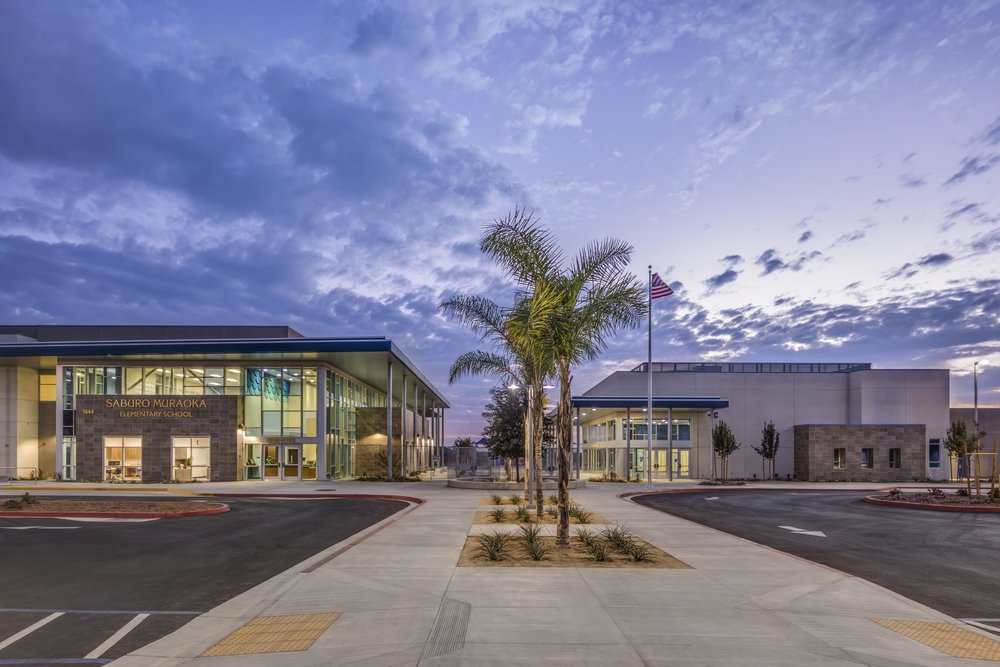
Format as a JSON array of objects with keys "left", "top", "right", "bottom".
[
  {"left": 355, "top": 406, "right": 401, "bottom": 477},
  {"left": 794, "top": 424, "right": 925, "bottom": 482},
  {"left": 75, "top": 395, "right": 240, "bottom": 482}
]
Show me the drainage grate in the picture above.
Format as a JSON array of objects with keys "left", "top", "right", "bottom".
[{"left": 421, "top": 598, "right": 471, "bottom": 660}]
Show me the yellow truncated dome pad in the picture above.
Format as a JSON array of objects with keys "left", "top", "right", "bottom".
[
  {"left": 870, "top": 618, "right": 1000, "bottom": 661},
  {"left": 201, "top": 613, "right": 341, "bottom": 656}
]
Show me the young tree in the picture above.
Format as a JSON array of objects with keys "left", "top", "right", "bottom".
[
  {"left": 945, "top": 419, "right": 986, "bottom": 492},
  {"left": 712, "top": 420, "right": 741, "bottom": 482},
  {"left": 481, "top": 385, "right": 527, "bottom": 482},
  {"left": 453, "top": 437, "right": 475, "bottom": 447},
  {"left": 751, "top": 420, "right": 780, "bottom": 480}
]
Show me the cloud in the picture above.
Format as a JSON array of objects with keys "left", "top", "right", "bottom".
[
  {"left": 705, "top": 268, "right": 740, "bottom": 290},
  {"left": 900, "top": 174, "right": 926, "bottom": 188},
  {"left": 722, "top": 254, "right": 743, "bottom": 265},
  {"left": 643, "top": 102, "right": 663, "bottom": 118},
  {"left": 835, "top": 229, "right": 866, "bottom": 244},
  {"left": 884, "top": 262, "right": 917, "bottom": 280},
  {"left": 917, "top": 253, "right": 953, "bottom": 267},
  {"left": 797, "top": 230, "right": 813, "bottom": 243},
  {"left": 755, "top": 248, "right": 822, "bottom": 275},
  {"left": 945, "top": 154, "right": 1000, "bottom": 186},
  {"left": 979, "top": 115, "right": 1000, "bottom": 146}
]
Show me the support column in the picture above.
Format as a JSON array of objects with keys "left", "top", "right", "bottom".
[
  {"left": 316, "top": 368, "right": 327, "bottom": 480},
  {"left": 668, "top": 407, "right": 675, "bottom": 482},
  {"left": 386, "top": 359, "right": 393, "bottom": 481},
  {"left": 625, "top": 406, "right": 631, "bottom": 482},
  {"left": 575, "top": 407, "right": 581, "bottom": 480},
  {"left": 54, "top": 364, "right": 65, "bottom": 480},
  {"left": 401, "top": 374, "right": 407, "bottom": 477}
]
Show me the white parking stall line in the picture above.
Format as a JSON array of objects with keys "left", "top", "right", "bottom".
[
  {"left": 0, "top": 612, "right": 64, "bottom": 651},
  {"left": 84, "top": 613, "right": 149, "bottom": 659}
]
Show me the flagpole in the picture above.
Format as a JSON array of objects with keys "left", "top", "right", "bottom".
[{"left": 647, "top": 265, "right": 653, "bottom": 488}]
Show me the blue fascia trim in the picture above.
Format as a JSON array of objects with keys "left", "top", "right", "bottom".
[
  {"left": 0, "top": 337, "right": 391, "bottom": 357},
  {"left": 572, "top": 396, "right": 730, "bottom": 409}
]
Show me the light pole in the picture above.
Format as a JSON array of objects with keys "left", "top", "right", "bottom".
[{"left": 974, "top": 361, "right": 979, "bottom": 433}]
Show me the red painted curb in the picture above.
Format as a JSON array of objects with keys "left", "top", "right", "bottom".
[
  {"left": 0, "top": 503, "right": 230, "bottom": 519},
  {"left": 619, "top": 485, "right": 960, "bottom": 500},
  {"left": 863, "top": 495, "right": 1000, "bottom": 513},
  {"left": 205, "top": 493, "right": 426, "bottom": 505}
]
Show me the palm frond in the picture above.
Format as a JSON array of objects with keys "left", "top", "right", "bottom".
[
  {"left": 439, "top": 295, "right": 508, "bottom": 343},
  {"left": 448, "top": 350, "right": 518, "bottom": 385},
  {"left": 481, "top": 207, "right": 563, "bottom": 286},
  {"left": 569, "top": 237, "right": 635, "bottom": 291}
]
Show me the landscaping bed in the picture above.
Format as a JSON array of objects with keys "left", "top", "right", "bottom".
[
  {"left": 1, "top": 494, "right": 229, "bottom": 517},
  {"left": 865, "top": 488, "right": 1000, "bottom": 513},
  {"left": 473, "top": 509, "right": 608, "bottom": 525},
  {"left": 459, "top": 523, "right": 689, "bottom": 569}
]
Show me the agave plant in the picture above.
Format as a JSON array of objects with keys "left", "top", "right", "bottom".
[
  {"left": 489, "top": 507, "right": 507, "bottom": 523},
  {"left": 476, "top": 531, "right": 512, "bottom": 561}
]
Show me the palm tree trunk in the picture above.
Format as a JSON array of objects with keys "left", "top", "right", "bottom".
[
  {"left": 533, "top": 384, "right": 544, "bottom": 517},
  {"left": 556, "top": 361, "right": 572, "bottom": 546},
  {"left": 523, "top": 404, "right": 532, "bottom": 501}
]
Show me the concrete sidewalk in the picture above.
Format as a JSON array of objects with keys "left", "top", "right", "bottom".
[{"left": 13, "top": 480, "right": 996, "bottom": 666}]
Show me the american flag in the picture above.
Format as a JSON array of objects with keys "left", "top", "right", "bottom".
[{"left": 650, "top": 272, "right": 674, "bottom": 299}]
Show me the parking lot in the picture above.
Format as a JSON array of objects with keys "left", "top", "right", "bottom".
[
  {"left": 634, "top": 490, "right": 1000, "bottom": 631},
  {"left": 0, "top": 495, "right": 406, "bottom": 666}
]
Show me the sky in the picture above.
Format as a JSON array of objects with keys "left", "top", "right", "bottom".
[{"left": 1, "top": 0, "right": 998, "bottom": 438}]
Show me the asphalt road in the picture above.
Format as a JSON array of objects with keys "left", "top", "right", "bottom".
[
  {"left": 0, "top": 495, "right": 406, "bottom": 666},
  {"left": 634, "top": 490, "right": 1000, "bottom": 622}
]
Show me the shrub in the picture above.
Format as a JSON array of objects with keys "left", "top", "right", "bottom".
[
  {"left": 524, "top": 539, "right": 550, "bottom": 561},
  {"left": 4, "top": 498, "right": 24, "bottom": 510},
  {"left": 625, "top": 541, "right": 655, "bottom": 562},
  {"left": 574, "top": 527, "right": 597, "bottom": 548},
  {"left": 601, "top": 523, "right": 635, "bottom": 553},
  {"left": 514, "top": 505, "right": 533, "bottom": 523},
  {"left": 568, "top": 505, "right": 592, "bottom": 524},
  {"left": 887, "top": 488, "right": 903, "bottom": 499},
  {"left": 586, "top": 539, "right": 613, "bottom": 562},
  {"left": 956, "top": 488, "right": 970, "bottom": 497},
  {"left": 476, "top": 531, "right": 512, "bottom": 561},
  {"left": 489, "top": 507, "right": 507, "bottom": 523},
  {"left": 546, "top": 495, "right": 559, "bottom": 506},
  {"left": 519, "top": 522, "right": 543, "bottom": 546},
  {"left": 21, "top": 492, "right": 39, "bottom": 505},
  {"left": 490, "top": 493, "right": 505, "bottom": 506},
  {"left": 545, "top": 506, "right": 557, "bottom": 518},
  {"left": 509, "top": 494, "right": 522, "bottom": 506},
  {"left": 927, "top": 487, "right": 945, "bottom": 498}
]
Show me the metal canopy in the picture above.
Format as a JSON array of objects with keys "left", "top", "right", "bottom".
[{"left": 0, "top": 337, "right": 449, "bottom": 408}]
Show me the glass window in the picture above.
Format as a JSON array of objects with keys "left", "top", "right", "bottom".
[
  {"left": 245, "top": 368, "right": 262, "bottom": 396},
  {"left": 262, "top": 369, "right": 283, "bottom": 410},
  {"left": 263, "top": 410, "right": 282, "bottom": 435},
  {"left": 929, "top": 440, "right": 941, "bottom": 468},
  {"left": 105, "top": 436, "right": 142, "bottom": 481},
  {"left": 889, "top": 448, "right": 901, "bottom": 469},
  {"left": 125, "top": 367, "right": 143, "bottom": 395},
  {"left": 833, "top": 448, "right": 846, "bottom": 469},
  {"left": 105, "top": 367, "right": 121, "bottom": 395},
  {"left": 204, "top": 368, "right": 224, "bottom": 395},
  {"left": 861, "top": 448, "right": 874, "bottom": 469},
  {"left": 224, "top": 368, "right": 242, "bottom": 395},
  {"left": 244, "top": 395, "right": 262, "bottom": 435},
  {"left": 184, "top": 367, "right": 205, "bottom": 395},
  {"left": 172, "top": 436, "right": 210, "bottom": 481}
]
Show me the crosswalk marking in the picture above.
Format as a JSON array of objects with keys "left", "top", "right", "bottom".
[
  {"left": 0, "top": 612, "right": 64, "bottom": 651},
  {"left": 84, "top": 613, "right": 149, "bottom": 659}
]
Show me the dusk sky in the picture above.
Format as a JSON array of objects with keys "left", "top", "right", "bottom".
[{"left": 1, "top": 1, "right": 998, "bottom": 438}]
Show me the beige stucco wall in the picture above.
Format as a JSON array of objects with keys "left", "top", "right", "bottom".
[
  {"left": 0, "top": 366, "right": 40, "bottom": 478},
  {"left": 582, "top": 367, "right": 950, "bottom": 480}
]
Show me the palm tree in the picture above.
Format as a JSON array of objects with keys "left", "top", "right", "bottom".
[
  {"left": 481, "top": 211, "right": 646, "bottom": 545},
  {"left": 440, "top": 287, "right": 555, "bottom": 513}
]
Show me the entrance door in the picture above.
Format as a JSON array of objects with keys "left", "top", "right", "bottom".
[
  {"left": 672, "top": 449, "right": 690, "bottom": 478},
  {"left": 281, "top": 445, "right": 301, "bottom": 480},
  {"left": 263, "top": 445, "right": 280, "bottom": 479}
]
